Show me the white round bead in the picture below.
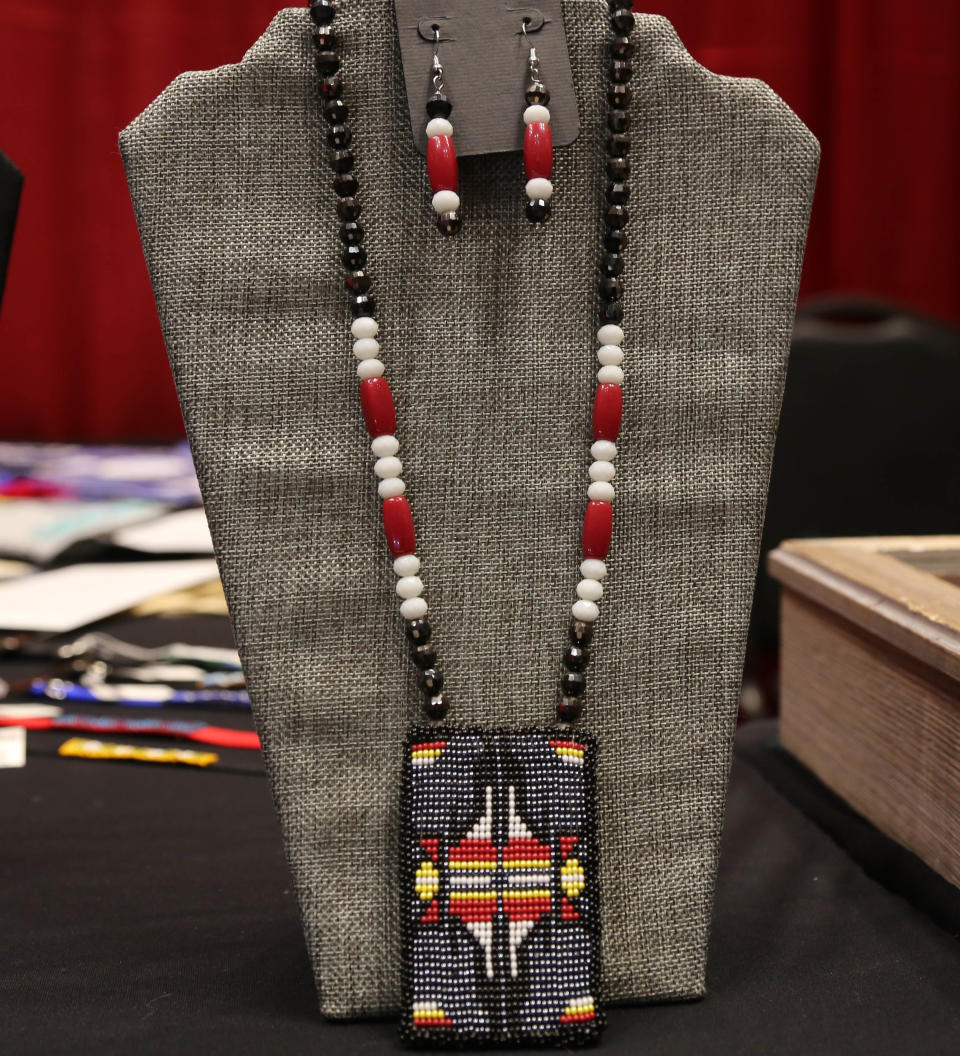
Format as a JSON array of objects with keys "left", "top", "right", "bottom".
[
  {"left": 400, "top": 597, "right": 428, "bottom": 620},
  {"left": 425, "top": 117, "right": 453, "bottom": 138},
  {"left": 393, "top": 554, "right": 420, "bottom": 577},
  {"left": 589, "top": 460, "right": 616, "bottom": 482},
  {"left": 432, "top": 190, "right": 460, "bottom": 214},
  {"left": 378, "top": 477, "right": 406, "bottom": 498},
  {"left": 577, "top": 578, "right": 604, "bottom": 602},
  {"left": 580, "top": 558, "right": 607, "bottom": 581},
  {"left": 525, "top": 177, "right": 553, "bottom": 201},
  {"left": 523, "top": 104, "right": 551, "bottom": 125},
  {"left": 597, "top": 323, "right": 624, "bottom": 346},
  {"left": 356, "top": 358, "right": 385, "bottom": 380},
  {"left": 598, "top": 365, "right": 625, "bottom": 385},
  {"left": 351, "top": 317, "right": 378, "bottom": 339},
  {"left": 396, "top": 575, "right": 424, "bottom": 599},
  {"left": 353, "top": 337, "right": 380, "bottom": 360},
  {"left": 371, "top": 434, "right": 399, "bottom": 458},
  {"left": 597, "top": 344, "right": 624, "bottom": 366},
  {"left": 572, "top": 599, "right": 600, "bottom": 622},
  {"left": 374, "top": 456, "right": 403, "bottom": 479},
  {"left": 591, "top": 440, "right": 617, "bottom": 461},
  {"left": 588, "top": 480, "right": 615, "bottom": 502}
]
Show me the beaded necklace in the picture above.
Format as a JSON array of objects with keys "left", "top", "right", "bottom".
[{"left": 307, "top": 1, "right": 634, "bottom": 1047}]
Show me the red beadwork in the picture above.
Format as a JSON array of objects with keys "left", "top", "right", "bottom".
[
  {"left": 592, "top": 382, "right": 623, "bottom": 441},
  {"left": 582, "top": 500, "right": 613, "bottom": 560},
  {"left": 523, "top": 122, "right": 553, "bottom": 180},
  {"left": 383, "top": 496, "right": 416, "bottom": 557},
  {"left": 359, "top": 377, "right": 396, "bottom": 438},
  {"left": 427, "top": 134, "right": 458, "bottom": 192}
]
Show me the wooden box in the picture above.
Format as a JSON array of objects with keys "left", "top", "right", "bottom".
[{"left": 769, "top": 536, "right": 960, "bottom": 888}]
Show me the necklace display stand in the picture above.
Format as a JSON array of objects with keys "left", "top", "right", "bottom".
[{"left": 121, "top": 1, "right": 817, "bottom": 1019}]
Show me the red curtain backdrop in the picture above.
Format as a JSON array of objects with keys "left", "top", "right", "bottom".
[{"left": 0, "top": 1, "right": 958, "bottom": 441}]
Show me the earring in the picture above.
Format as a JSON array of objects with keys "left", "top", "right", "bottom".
[
  {"left": 425, "top": 26, "right": 461, "bottom": 236},
  {"left": 521, "top": 20, "right": 553, "bottom": 224}
]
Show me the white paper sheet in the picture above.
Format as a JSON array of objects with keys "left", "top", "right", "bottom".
[
  {"left": 110, "top": 507, "right": 214, "bottom": 554},
  {"left": 0, "top": 559, "right": 220, "bottom": 633}
]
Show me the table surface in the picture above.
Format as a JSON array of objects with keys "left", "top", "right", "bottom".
[{"left": 2, "top": 615, "right": 959, "bottom": 1055}]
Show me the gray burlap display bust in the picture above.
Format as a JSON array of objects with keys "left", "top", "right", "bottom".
[{"left": 121, "top": 2, "right": 817, "bottom": 1019}]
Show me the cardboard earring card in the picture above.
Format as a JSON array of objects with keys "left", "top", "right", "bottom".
[{"left": 393, "top": 0, "right": 579, "bottom": 156}]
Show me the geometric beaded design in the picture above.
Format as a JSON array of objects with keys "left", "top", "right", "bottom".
[{"left": 400, "top": 727, "right": 602, "bottom": 1047}]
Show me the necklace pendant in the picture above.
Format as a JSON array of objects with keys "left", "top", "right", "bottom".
[{"left": 400, "top": 726, "right": 602, "bottom": 1047}]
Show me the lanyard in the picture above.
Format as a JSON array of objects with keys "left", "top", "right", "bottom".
[
  {"left": 0, "top": 712, "right": 259, "bottom": 750},
  {"left": 29, "top": 678, "right": 251, "bottom": 709}
]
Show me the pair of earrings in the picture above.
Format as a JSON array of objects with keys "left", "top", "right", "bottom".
[{"left": 424, "top": 21, "right": 554, "bottom": 237}]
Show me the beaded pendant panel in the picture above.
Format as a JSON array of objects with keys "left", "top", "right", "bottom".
[{"left": 400, "top": 727, "right": 601, "bottom": 1047}]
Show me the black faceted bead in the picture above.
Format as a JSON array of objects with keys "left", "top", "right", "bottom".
[
  {"left": 608, "top": 109, "right": 630, "bottom": 133},
  {"left": 313, "top": 26, "right": 340, "bottom": 50},
  {"left": 603, "top": 300, "right": 625, "bottom": 323},
  {"left": 608, "top": 83, "right": 632, "bottom": 108},
  {"left": 607, "top": 133, "right": 631, "bottom": 157},
  {"left": 602, "top": 253, "right": 624, "bottom": 277},
  {"left": 336, "top": 196, "right": 361, "bottom": 220},
  {"left": 607, "top": 155, "right": 630, "bottom": 181},
  {"left": 424, "top": 693, "right": 448, "bottom": 720},
  {"left": 411, "top": 642, "right": 438, "bottom": 669},
  {"left": 557, "top": 696, "right": 583, "bottom": 722},
  {"left": 426, "top": 93, "right": 453, "bottom": 119},
  {"left": 610, "top": 7, "right": 635, "bottom": 33},
  {"left": 561, "top": 671, "right": 586, "bottom": 698},
  {"left": 611, "top": 60, "right": 633, "bottom": 84},
  {"left": 309, "top": 0, "right": 337, "bottom": 26},
  {"left": 405, "top": 618, "right": 433, "bottom": 645},
  {"left": 349, "top": 293, "right": 376, "bottom": 317},
  {"left": 606, "top": 181, "right": 630, "bottom": 205},
  {"left": 612, "top": 34, "right": 635, "bottom": 59},
  {"left": 339, "top": 220, "right": 364, "bottom": 244},
  {"left": 327, "top": 124, "right": 352, "bottom": 149},
  {"left": 341, "top": 243, "right": 366, "bottom": 269},
  {"left": 418, "top": 667, "right": 444, "bottom": 695},
  {"left": 344, "top": 270, "right": 370, "bottom": 294},
  {"left": 525, "top": 197, "right": 551, "bottom": 224},
  {"left": 328, "top": 149, "right": 354, "bottom": 173},
  {"left": 564, "top": 645, "right": 590, "bottom": 672},
  {"left": 600, "top": 275, "right": 624, "bottom": 301},
  {"left": 323, "top": 98, "right": 348, "bottom": 124},
  {"left": 319, "top": 74, "right": 343, "bottom": 99},
  {"left": 314, "top": 50, "right": 341, "bottom": 76},
  {"left": 332, "top": 172, "right": 358, "bottom": 197},
  {"left": 605, "top": 204, "right": 629, "bottom": 229},
  {"left": 525, "top": 82, "right": 551, "bottom": 106},
  {"left": 604, "top": 228, "right": 629, "bottom": 253},
  {"left": 569, "top": 620, "right": 595, "bottom": 647},
  {"left": 437, "top": 210, "right": 461, "bottom": 236}
]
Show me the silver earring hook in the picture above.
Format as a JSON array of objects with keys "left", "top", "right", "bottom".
[
  {"left": 431, "top": 24, "right": 445, "bottom": 94},
  {"left": 522, "top": 18, "right": 542, "bottom": 87}
]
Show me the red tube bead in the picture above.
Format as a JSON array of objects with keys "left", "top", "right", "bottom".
[
  {"left": 383, "top": 496, "right": 416, "bottom": 557},
  {"left": 427, "top": 134, "right": 458, "bottom": 193},
  {"left": 592, "top": 383, "right": 623, "bottom": 441},
  {"left": 524, "top": 122, "right": 553, "bottom": 180},
  {"left": 582, "top": 501, "right": 613, "bottom": 560},
  {"left": 359, "top": 377, "right": 396, "bottom": 438}
]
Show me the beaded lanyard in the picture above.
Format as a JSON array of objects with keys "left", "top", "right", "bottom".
[{"left": 307, "top": 1, "right": 635, "bottom": 1047}]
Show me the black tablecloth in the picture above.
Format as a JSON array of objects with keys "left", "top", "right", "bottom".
[{"left": 2, "top": 616, "right": 959, "bottom": 1054}]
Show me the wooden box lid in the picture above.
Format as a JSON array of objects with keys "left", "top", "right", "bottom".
[{"left": 769, "top": 536, "right": 960, "bottom": 682}]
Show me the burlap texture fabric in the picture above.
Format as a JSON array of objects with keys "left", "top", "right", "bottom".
[{"left": 121, "top": 1, "right": 817, "bottom": 1018}]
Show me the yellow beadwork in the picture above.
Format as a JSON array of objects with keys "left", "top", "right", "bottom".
[
  {"left": 415, "top": 860, "right": 440, "bottom": 900},
  {"left": 561, "top": 858, "right": 585, "bottom": 898}
]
